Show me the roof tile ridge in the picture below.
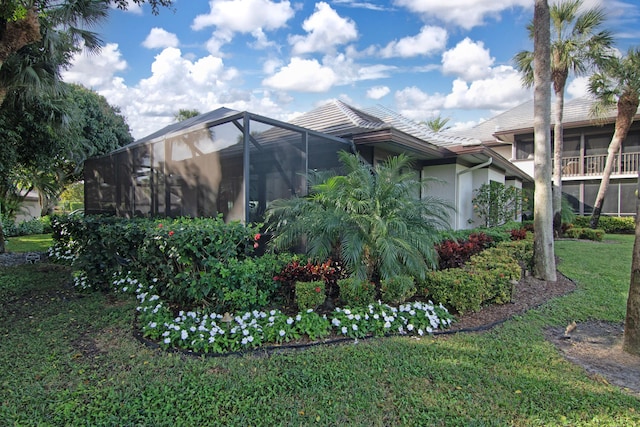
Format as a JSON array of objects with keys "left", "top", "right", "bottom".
[{"left": 333, "top": 100, "right": 385, "bottom": 129}]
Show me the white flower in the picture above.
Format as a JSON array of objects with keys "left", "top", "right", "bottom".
[
  {"left": 164, "top": 338, "right": 171, "bottom": 344},
  {"left": 352, "top": 324, "right": 358, "bottom": 331},
  {"left": 181, "top": 330, "right": 188, "bottom": 340},
  {"left": 407, "top": 324, "right": 414, "bottom": 331},
  {"left": 384, "top": 321, "right": 391, "bottom": 329},
  {"left": 279, "top": 329, "right": 286, "bottom": 337},
  {"left": 332, "top": 318, "right": 341, "bottom": 327},
  {"left": 286, "top": 317, "right": 294, "bottom": 325},
  {"left": 341, "top": 326, "right": 348, "bottom": 335},
  {"left": 418, "top": 329, "right": 424, "bottom": 336},
  {"left": 149, "top": 322, "right": 157, "bottom": 328}
]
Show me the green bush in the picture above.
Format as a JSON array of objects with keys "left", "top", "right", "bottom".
[
  {"left": 295, "top": 280, "right": 326, "bottom": 311},
  {"left": 468, "top": 247, "right": 520, "bottom": 305},
  {"left": 380, "top": 275, "right": 416, "bottom": 305},
  {"left": 564, "top": 227, "right": 604, "bottom": 241},
  {"left": 573, "top": 215, "right": 634, "bottom": 234},
  {"left": 338, "top": 277, "right": 376, "bottom": 307},
  {"left": 496, "top": 239, "right": 533, "bottom": 272},
  {"left": 421, "top": 269, "right": 489, "bottom": 315},
  {"left": 419, "top": 245, "right": 522, "bottom": 314}
]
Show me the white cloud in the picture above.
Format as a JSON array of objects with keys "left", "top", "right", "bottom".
[
  {"left": 142, "top": 28, "right": 179, "bottom": 49},
  {"left": 289, "top": 2, "right": 358, "bottom": 54},
  {"left": 61, "top": 43, "right": 127, "bottom": 88},
  {"left": 262, "top": 57, "right": 337, "bottom": 92},
  {"left": 193, "top": 0, "right": 295, "bottom": 54},
  {"left": 394, "top": 86, "right": 447, "bottom": 120},
  {"left": 444, "top": 65, "right": 531, "bottom": 110},
  {"left": 380, "top": 26, "right": 447, "bottom": 58},
  {"left": 441, "top": 38, "right": 494, "bottom": 81},
  {"left": 192, "top": 0, "right": 294, "bottom": 32},
  {"left": 393, "top": 0, "right": 531, "bottom": 29},
  {"left": 567, "top": 76, "right": 590, "bottom": 99},
  {"left": 366, "top": 86, "right": 390, "bottom": 99}
]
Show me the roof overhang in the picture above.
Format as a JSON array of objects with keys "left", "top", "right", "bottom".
[{"left": 351, "top": 128, "right": 453, "bottom": 160}]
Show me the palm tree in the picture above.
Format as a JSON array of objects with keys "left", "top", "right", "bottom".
[
  {"left": 588, "top": 48, "right": 640, "bottom": 229},
  {"left": 514, "top": 0, "right": 613, "bottom": 235},
  {"left": 532, "top": 0, "right": 557, "bottom": 282},
  {"left": 423, "top": 116, "right": 451, "bottom": 132},
  {"left": 264, "top": 151, "right": 453, "bottom": 282}
]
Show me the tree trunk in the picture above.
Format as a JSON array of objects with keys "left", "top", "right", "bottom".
[
  {"left": 0, "top": 8, "right": 41, "bottom": 64},
  {"left": 623, "top": 172, "right": 640, "bottom": 355},
  {"left": 552, "top": 76, "right": 566, "bottom": 237},
  {"left": 0, "top": 221, "right": 5, "bottom": 254},
  {"left": 532, "top": 0, "right": 557, "bottom": 282},
  {"left": 590, "top": 92, "right": 639, "bottom": 229}
]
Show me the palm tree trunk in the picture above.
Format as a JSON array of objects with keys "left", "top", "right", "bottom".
[
  {"left": 624, "top": 172, "right": 640, "bottom": 355},
  {"left": 590, "top": 92, "right": 638, "bottom": 229},
  {"left": 532, "top": 0, "right": 557, "bottom": 282},
  {"left": 552, "top": 84, "right": 565, "bottom": 236}
]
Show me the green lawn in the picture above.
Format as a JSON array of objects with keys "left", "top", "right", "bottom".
[
  {"left": 4, "top": 233, "right": 53, "bottom": 253},
  {"left": 1, "top": 235, "right": 639, "bottom": 426}
]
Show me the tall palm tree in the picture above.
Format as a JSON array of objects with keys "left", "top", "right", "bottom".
[
  {"left": 588, "top": 48, "right": 640, "bottom": 229},
  {"left": 514, "top": 0, "right": 613, "bottom": 234},
  {"left": 532, "top": 0, "right": 557, "bottom": 282},
  {"left": 264, "top": 151, "right": 453, "bottom": 282}
]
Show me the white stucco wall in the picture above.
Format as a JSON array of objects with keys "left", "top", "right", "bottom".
[{"left": 422, "top": 164, "right": 457, "bottom": 229}]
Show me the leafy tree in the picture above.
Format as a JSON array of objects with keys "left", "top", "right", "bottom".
[
  {"left": 174, "top": 108, "right": 200, "bottom": 122},
  {"left": 0, "top": 83, "right": 132, "bottom": 250},
  {"left": 514, "top": 0, "right": 613, "bottom": 235},
  {"left": 588, "top": 48, "right": 640, "bottom": 230},
  {"left": 264, "top": 151, "right": 453, "bottom": 282},
  {"left": 532, "top": 0, "right": 557, "bottom": 281},
  {"left": 472, "top": 182, "right": 523, "bottom": 227}
]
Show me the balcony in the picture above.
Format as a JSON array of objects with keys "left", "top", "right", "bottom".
[{"left": 560, "top": 152, "right": 640, "bottom": 177}]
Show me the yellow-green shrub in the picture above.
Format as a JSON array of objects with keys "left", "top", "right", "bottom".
[
  {"left": 380, "top": 275, "right": 416, "bottom": 305},
  {"left": 564, "top": 227, "right": 604, "bottom": 241}
]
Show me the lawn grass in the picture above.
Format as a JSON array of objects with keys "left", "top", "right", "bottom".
[
  {"left": 1, "top": 235, "right": 639, "bottom": 426},
  {"left": 4, "top": 233, "right": 53, "bottom": 253}
]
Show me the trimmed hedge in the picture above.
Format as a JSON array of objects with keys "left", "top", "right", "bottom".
[
  {"left": 418, "top": 242, "right": 525, "bottom": 315},
  {"left": 564, "top": 227, "right": 604, "bottom": 242},
  {"left": 573, "top": 215, "right": 634, "bottom": 234}
]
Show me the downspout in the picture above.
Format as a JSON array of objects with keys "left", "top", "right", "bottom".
[{"left": 455, "top": 157, "right": 493, "bottom": 229}]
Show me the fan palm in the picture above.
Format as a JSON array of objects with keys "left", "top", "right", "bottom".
[
  {"left": 265, "top": 151, "right": 453, "bottom": 282},
  {"left": 588, "top": 48, "right": 640, "bottom": 229},
  {"left": 514, "top": 0, "right": 613, "bottom": 234}
]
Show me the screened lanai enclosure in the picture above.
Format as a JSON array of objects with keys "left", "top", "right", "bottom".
[{"left": 84, "top": 108, "right": 354, "bottom": 223}]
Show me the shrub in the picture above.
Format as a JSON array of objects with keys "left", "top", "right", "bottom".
[
  {"left": 380, "top": 275, "right": 416, "bottom": 305},
  {"left": 295, "top": 280, "right": 326, "bottom": 311},
  {"left": 497, "top": 239, "right": 533, "bottom": 273},
  {"left": 573, "top": 215, "right": 634, "bottom": 234},
  {"left": 273, "top": 258, "right": 347, "bottom": 300},
  {"left": 468, "top": 247, "right": 521, "bottom": 305},
  {"left": 338, "top": 277, "right": 376, "bottom": 307},
  {"left": 564, "top": 227, "right": 604, "bottom": 242},
  {"left": 472, "top": 182, "right": 524, "bottom": 227},
  {"left": 509, "top": 228, "right": 527, "bottom": 240},
  {"left": 421, "top": 269, "right": 490, "bottom": 315},
  {"left": 435, "top": 232, "right": 494, "bottom": 269}
]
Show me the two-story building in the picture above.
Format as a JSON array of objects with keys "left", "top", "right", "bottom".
[{"left": 451, "top": 96, "right": 640, "bottom": 217}]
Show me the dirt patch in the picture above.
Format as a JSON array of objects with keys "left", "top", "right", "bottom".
[{"left": 546, "top": 321, "right": 640, "bottom": 396}]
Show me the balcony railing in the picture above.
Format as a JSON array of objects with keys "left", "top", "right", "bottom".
[{"left": 560, "top": 152, "right": 640, "bottom": 177}]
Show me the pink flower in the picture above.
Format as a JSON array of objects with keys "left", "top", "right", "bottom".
[
  {"left": 315, "top": 287, "right": 321, "bottom": 293},
  {"left": 254, "top": 242, "right": 259, "bottom": 249},
  {"left": 158, "top": 223, "right": 163, "bottom": 228},
  {"left": 168, "top": 231, "right": 174, "bottom": 237},
  {"left": 254, "top": 233, "right": 261, "bottom": 241}
]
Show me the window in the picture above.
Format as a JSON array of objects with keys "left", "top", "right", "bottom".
[{"left": 515, "top": 138, "right": 533, "bottom": 160}]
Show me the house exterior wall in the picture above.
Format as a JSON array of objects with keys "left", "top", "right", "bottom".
[
  {"left": 15, "top": 194, "right": 41, "bottom": 222},
  {"left": 422, "top": 164, "right": 458, "bottom": 229}
]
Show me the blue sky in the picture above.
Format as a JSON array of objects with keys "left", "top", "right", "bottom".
[{"left": 61, "top": 0, "right": 640, "bottom": 139}]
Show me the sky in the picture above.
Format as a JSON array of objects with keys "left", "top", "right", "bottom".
[{"left": 61, "top": 0, "right": 640, "bottom": 140}]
